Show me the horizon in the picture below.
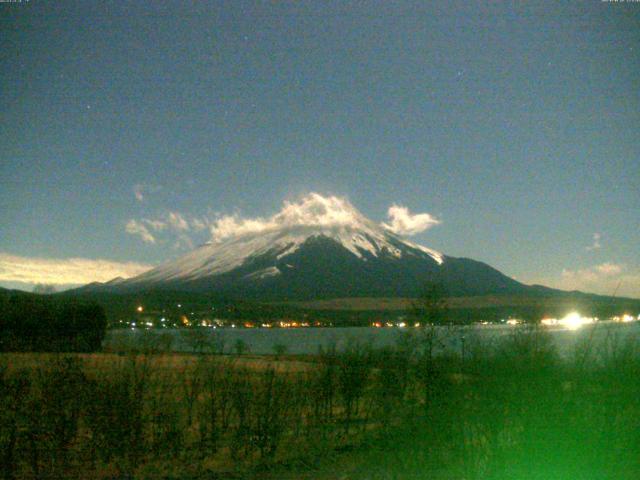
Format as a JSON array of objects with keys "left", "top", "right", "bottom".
[{"left": 1, "top": 2, "right": 639, "bottom": 298}]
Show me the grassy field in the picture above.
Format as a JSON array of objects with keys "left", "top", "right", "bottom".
[
  {"left": 1, "top": 326, "right": 640, "bottom": 479},
  {"left": 284, "top": 293, "right": 640, "bottom": 314}
]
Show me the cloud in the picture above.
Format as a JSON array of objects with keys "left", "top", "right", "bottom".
[
  {"left": 133, "top": 184, "right": 145, "bottom": 202},
  {"left": 133, "top": 183, "right": 161, "bottom": 202},
  {"left": 586, "top": 232, "right": 601, "bottom": 251},
  {"left": 210, "top": 214, "right": 277, "bottom": 242},
  {"left": 206, "top": 193, "right": 442, "bottom": 243},
  {"left": 208, "top": 193, "right": 365, "bottom": 242},
  {"left": 595, "top": 262, "right": 622, "bottom": 275},
  {"left": 126, "top": 211, "right": 210, "bottom": 248},
  {"left": 125, "top": 220, "right": 156, "bottom": 244},
  {"left": 125, "top": 193, "right": 441, "bottom": 251},
  {"left": 0, "top": 252, "right": 152, "bottom": 287},
  {"left": 556, "top": 262, "right": 640, "bottom": 298},
  {"left": 381, "top": 204, "right": 441, "bottom": 236},
  {"left": 191, "top": 218, "right": 207, "bottom": 231},
  {"left": 167, "top": 212, "right": 190, "bottom": 231},
  {"left": 142, "top": 219, "right": 167, "bottom": 231}
]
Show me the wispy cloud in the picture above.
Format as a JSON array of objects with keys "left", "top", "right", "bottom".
[
  {"left": 126, "top": 212, "right": 209, "bottom": 249},
  {"left": 381, "top": 205, "right": 441, "bottom": 236},
  {"left": 133, "top": 183, "right": 161, "bottom": 202},
  {"left": 556, "top": 262, "right": 640, "bottom": 298},
  {"left": 208, "top": 193, "right": 367, "bottom": 242},
  {"left": 0, "top": 252, "right": 152, "bottom": 286},
  {"left": 167, "top": 212, "right": 190, "bottom": 231},
  {"left": 125, "top": 220, "right": 156, "bottom": 244},
  {"left": 142, "top": 219, "right": 167, "bottom": 231},
  {"left": 125, "top": 194, "right": 441, "bottom": 250},
  {"left": 586, "top": 232, "right": 602, "bottom": 251},
  {"left": 201, "top": 193, "right": 442, "bottom": 243}
]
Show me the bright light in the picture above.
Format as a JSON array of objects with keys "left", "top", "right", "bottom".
[
  {"left": 561, "top": 312, "right": 583, "bottom": 330},
  {"left": 506, "top": 319, "right": 520, "bottom": 326},
  {"left": 397, "top": 322, "right": 406, "bottom": 328},
  {"left": 557, "top": 312, "right": 596, "bottom": 330},
  {"left": 136, "top": 305, "right": 143, "bottom": 312}
]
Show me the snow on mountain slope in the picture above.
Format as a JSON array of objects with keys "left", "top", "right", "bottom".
[{"left": 125, "top": 194, "right": 443, "bottom": 286}]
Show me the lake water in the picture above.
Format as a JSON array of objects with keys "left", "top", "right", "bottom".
[{"left": 105, "top": 321, "right": 640, "bottom": 358}]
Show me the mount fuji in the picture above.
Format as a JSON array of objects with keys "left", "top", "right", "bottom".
[{"left": 88, "top": 194, "right": 531, "bottom": 300}]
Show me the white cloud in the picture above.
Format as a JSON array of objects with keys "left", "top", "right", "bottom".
[
  {"left": 586, "top": 232, "right": 602, "bottom": 251},
  {"left": 206, "top": 193, "right": 442, "bottom": 243},
  {"left": 381, "top": 204, "right": 441, "bottom": 236},
  {"left": 556, "top": 262, "right": 640, "bottom": 298},
  {"left": 142, "top": 219, "right": 167, "bottom": 231},
  {"left": 133, "top": 183, "right": 161, "bottom": 202},
  {"left": 210, "top": 214, "right": 277, "bottom": 242},
  {"left": 0, "top": 252, "right": 152, "bottom": 286},
  {"left": 167, "top": 212, "right": 190, "bottom": 231},
  {"left": 133, "top": 184, "right": 145, "bottom": 202},
  {"left": 126, "top": 212, "right": 209, "bottom": 248},
  {"left": 209, "top": 193, "right": 365, "bottom": 242},
  {"left": 595, "top": 262, "right": 622, "bottom": 275},
  {"left": 125, "top": 220, "right": 156, "bottom": 244},
  {"left": 191, "top": 218, "right": 207, "bottom": 231},
  {"left": 125, "top": 193, "right": 441, "bottom": 252}
]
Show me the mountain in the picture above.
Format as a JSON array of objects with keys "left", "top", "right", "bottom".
[{"left": 87, "top": 194, "right": 530, "bottom": 300}]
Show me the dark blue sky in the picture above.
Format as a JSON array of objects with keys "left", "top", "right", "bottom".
[{"left": 1, "top": 1, "right": 639, "bottom": 296}]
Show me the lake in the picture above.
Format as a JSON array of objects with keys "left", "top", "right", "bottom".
[{"left": 104, "top": 320, "right": 640, "bottom": 357}]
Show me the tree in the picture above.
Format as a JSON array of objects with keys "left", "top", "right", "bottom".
[
  {"left": 412, "top": 282, "right": 449, "bottom": 326},
  {"left": 0, "top": 294, "right": 107, "bottom": 352},
  {"left": 33, "top": 284, "right": 57, "bottom": 294}
]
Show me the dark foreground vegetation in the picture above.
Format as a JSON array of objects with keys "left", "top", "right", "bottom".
[
  {"left": 1, "top": 325, "right": 639, "bottom": 479},
  {"left": 0, "top": 293, "right": 106, "bottom": 353}
]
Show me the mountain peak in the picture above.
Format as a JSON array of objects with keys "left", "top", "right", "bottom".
[{"left": 124, "top": 193, "right": 444, "bottom": 288}]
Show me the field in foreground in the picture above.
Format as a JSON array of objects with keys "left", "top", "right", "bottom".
[{"left": 1, "top": 326, "right": 640, "bottom": 479}]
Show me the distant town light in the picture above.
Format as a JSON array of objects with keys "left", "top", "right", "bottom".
[
  {"left": 136, "top": 305, "right": 143, "bottom": 312},
  {"left": 543, "top": 312, "right": 596, "bottom": 330},
  {"left": 561, "top": 312, "right": 586, "bottom": 330}
]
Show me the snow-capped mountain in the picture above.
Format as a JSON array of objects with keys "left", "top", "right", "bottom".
[{"left": 92, "top": 194, "right": 527, "bottom": 299}]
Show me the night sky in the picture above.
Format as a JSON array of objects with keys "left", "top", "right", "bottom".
[{"left": 1, "top": 1, "right": 639, "bottom": 297}]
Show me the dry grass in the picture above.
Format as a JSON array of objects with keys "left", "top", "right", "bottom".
[{"left": 2, "top": 328, "right": 640, "bottom": 479}]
